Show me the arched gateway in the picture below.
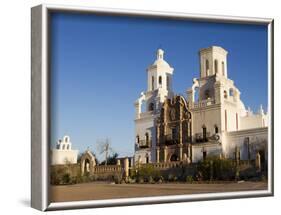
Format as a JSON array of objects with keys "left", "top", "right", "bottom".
[{"left": 80, "top": 150, "right": 96, "bottom": 176}]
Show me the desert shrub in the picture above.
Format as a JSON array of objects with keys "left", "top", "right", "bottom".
[
  {"left": 91, "top": 175, "right": 98, "bottom": 181},
  {"left": 148, "top": 176, "right": 155, "bottom": 184},
  {"left": 158, "top": 176, "right": 164, "bottom": 183},
  {"left": 167, "top": 173, "right": 178, "bottom": 182},
  {"left": 50, "top": 167, "right": 72, "bottom": 185},
  {"left": 186, "top": 175, "right": 194, "bottom": 183},
  {"left": 137, "top": 177, "right": 144, "bottom": 184},
  {"left": 127, "top": 177, "right": 136, "bottom": 184},
  {"left": 114, "top": 174, "right": 122, "bottom": 184},
  {"left": 239, "top": 166, "right": 259, "bottom": 180},
  {"left": 50, "top": 171, "right": 61, "bottom": 185},
  {"left": 62, "top": 173, "right": 71, "bottom": 184},
  {"left": 132, "top": 164, "right": 160, "bottom": 183},
  {"left": 197, "top": 157, "right": 236, "bottom": 181},
  {"left": 261, "top": 174, "right": 267, "bottom": 182}
]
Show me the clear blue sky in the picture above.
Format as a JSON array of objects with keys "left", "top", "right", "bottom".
[{"left": 50, "top": 12, "right": 268, "bottom": 160}]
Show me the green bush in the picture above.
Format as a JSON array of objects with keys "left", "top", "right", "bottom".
[
  {"left": 50, "top": 167, "right": 73, "bottom": 185},
  {"left": 261, "top": 174, "right": 267, "bottom": 182},
  {"left": 148, "top": 176, "right": 155, "bottom": 184},
  {"left": 157, "top": 176, "right": 164, "bottom": 183},
  {"left": 132, "top": 164, "right": 160, "bottom": 183},
  {"left": 137, "top": 177, "right": 144, "bottom": 184},
  {"left": 127, "top": 177, "right": 136, "bottom": 184},
  {"left": 114, "top": 174, "right": 122, "bottom": 184},
  {"left": 167, "top": 173, "right": 174, "bottom": 182},
  {"left": 62, "top": 173, "right": 71, "bottom": 184},
  {"left": 197, "top": 157, "right": 236, "bottom": 181},
  {"left": 186, "top": 175, "right": 194, "bottom": 183}
]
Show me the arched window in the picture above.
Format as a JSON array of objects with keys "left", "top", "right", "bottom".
[
  {"left": 172, "top": 127, "right": 178, "bottom": 140},
  {"left": 136, "top": 135, "right": 140, "bottom": 144},
  {"left": 148, "top": 102, "right": 154, "bottom": 111},
  {"left": 166, "top": 76, "right": 170, "bottom": 89},
  {"left": 214, "top": 59, "right": 218, "bottom": 74},
  {"left": 62, "top": 144, "right": 65, "bottom": 150},
  {"left": 214, "top": 125, "right": 219, "bottom": 134},
  {"left": 229, "top": 88, "right": 234, "bottom": 96},
  {"left": 158, "top": 76, "right": 162, "bottom": 86},
  {"left": 145, "top": 132, "right": 149, "bottom": 145},
  {"left": 222, "top": 61, "right": 225, "bottom": 76},
  {"left": 202, "top": 125, "right": 207, "bottom": 141},
  {"left": 224, "top": 90, "right": 228, "bottom": 99},
  {"left": 151, "top": 76, "right": 154, "bottom": 90},
  {"left": 67, "top": 145, "right": 70, "bottom": 150},
  {"left": 146, "top": 154, "right": 149, "bottom": 163},
  {"left": 206, "top": 59, "right": 209, "bottom": 76},
  {"left": 203, "top": 150, "right": 207, "bottom": 160}
]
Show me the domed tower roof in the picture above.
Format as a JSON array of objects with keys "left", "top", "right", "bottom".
[{"left": 149, "top": 49, "right": 173, "bottom": 69}]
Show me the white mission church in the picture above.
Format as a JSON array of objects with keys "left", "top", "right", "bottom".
[{"left": 134, "top": 46, "right": 268, "bottom": 165}]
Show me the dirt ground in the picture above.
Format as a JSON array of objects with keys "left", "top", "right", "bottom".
[{"left": 50, "top": 181, "right": 267, "bottom": 202}]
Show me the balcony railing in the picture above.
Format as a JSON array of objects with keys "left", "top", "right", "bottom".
[
  {"left": 164, "top": 134, "right": 178, "bottom": 145},
  {"left": 193, "top": 99, "right": 215, "bottom": 109},
  {"left": 138, "top": 139, "right": 151, "bottom": 148},
  {"left": 195, "top": 132, "right": 210, "bottom": 143}
]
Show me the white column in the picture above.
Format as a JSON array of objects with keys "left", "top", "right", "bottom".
[{"left": 124, "top": 157, "right": 129, "bottom": 178}]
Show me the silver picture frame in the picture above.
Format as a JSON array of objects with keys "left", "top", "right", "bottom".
[{"left": 31, "top": 4, "right": 274, "bottom": 211}]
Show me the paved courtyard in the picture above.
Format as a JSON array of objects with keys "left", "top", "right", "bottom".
[{"left": 51, "top": 181, "right": 267, "bottom": 202}]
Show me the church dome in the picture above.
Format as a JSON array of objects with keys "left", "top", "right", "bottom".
[
  {"left": 149, "top": 49, "right": 172, "bottom": 69},
  {"left": 238, "top": 100, "right": 247, "bottom": 116},
  {"left": 152, "top": 58, "right": 171, "bottom": 68}
]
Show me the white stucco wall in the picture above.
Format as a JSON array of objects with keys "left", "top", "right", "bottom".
[
  {"left": 225, "top": 127, "right": 268, "bottom": 160},
  {"left": 51, "top": 149, "right": 79, "bottom": 165},
  {"left": 191, "top": 105, "right": 222, "bottom": 138},
  {"left": 192, "top": 143, "right": 222, "bottom": 163},
  {"left": 134, "top": 149, "right": 151, "bottom": 164},
  {"left": 51, "top": 135, "right": 79, "bottom": 165},
  {"left": 134, "top": 114, "right": 156, "bottom": 163},
  {"left": 240, "top": 114, "right": 268, "bottom": 130}
]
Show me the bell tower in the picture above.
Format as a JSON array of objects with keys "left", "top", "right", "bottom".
[
  {"left": 147, "top": 49, "right": 174, "bottom": 93},
  {"left": 134, "top": 49, "right": 174, "bottom": 164},
  {"left": 199, "top": 46, "right": 228, "bottom": 78}
]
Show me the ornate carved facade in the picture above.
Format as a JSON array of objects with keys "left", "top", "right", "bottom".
[{"left": 156, "top": 95, "right": 192, "bottom": 163}]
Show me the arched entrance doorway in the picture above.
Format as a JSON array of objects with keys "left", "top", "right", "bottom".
[
  {"left": 80, "top": 150, "right": 96, "bottom": 176},
  {"left": 170, "top": 154, "right": 178, "bottom": 162},
  {"left": 84, "top": 158, "right": 90, "bottom": 175}
]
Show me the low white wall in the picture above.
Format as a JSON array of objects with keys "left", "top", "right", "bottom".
[{"left": 51, "top": 149, "right": 79, "bottom": 165}]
